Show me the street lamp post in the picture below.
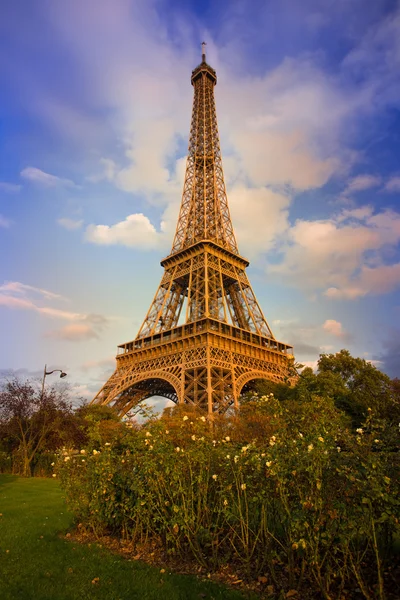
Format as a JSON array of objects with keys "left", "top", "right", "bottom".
[{"left": 41, "top": 364, "right": 67, "bottom": 397}]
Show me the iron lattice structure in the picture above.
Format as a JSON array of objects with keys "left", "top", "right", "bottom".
[{"left": 92, "top": 47, "right": 294, "bottom": 416}]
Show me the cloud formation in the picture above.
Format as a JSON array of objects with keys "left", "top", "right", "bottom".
[
  {"left": 58, "top": 217, "right": 84, "bottom": 230},
  {"left": 228, "top": 186, "right": 291, "bottom": 258},
  {"left": 46, "top": 323, "right": 99, "bottom": 341},
  {"left": 85, "top": 213, "right": 166, "bottom": 250},
  {"left": 21, "top": 167, "right": 77, "bottom": 188},
  {"left": 65, "top": 2, "right": 400, "bottom": 278},
  {"left": 385, "top": 177, "right": 400, "bottom": 192},
  {"left": 45, "top": 314, "right": 109, "bottom": 342},
  {"left": 0, "top": 281, "right": 65, "bottom": 301},
  {"left": 81, "top": 356, "right": 115, "bottom": 372},
  {"left": 323, "top": 319, "right": 349, "bottom": 340},
  {"left": 0, "top": 281, "right": 110, "bottom": 341},
  {"left": 269, "top": 206, "right": 400, "bottom": 299},
  {"left": 24, "top": 0, "right": 396, "bottom": 292},
  {"left": 272, "top": 320, "right": 344, "bottom": 364},
  {"left": 341, "top": 174, "right": 382, "bottom": 198},
  {"left": 0, "top": 294, "right": 81, "bottom": 320}
]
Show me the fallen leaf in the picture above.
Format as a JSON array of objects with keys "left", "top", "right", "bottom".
[
  {"left": 286, "top": 590, "right": 299, "bottom": 598},
  {"left": 258, "top": 576, "right": 268, "bottom": 584},
  {"left": 91, "top": 577, "right": 100, "bottom": 585}
]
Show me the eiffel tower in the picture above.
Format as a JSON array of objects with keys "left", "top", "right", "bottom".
[{"left": 91, "top": 44, "right": 294, "bottom": 416}]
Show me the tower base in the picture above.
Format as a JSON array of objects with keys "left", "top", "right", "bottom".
[{"left": 92, "top": 318, "right": 294, "bottom": 416}]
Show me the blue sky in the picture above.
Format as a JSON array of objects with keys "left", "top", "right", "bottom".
[{"left": 1, "top": 0, "right": 400, "bottom": 401}]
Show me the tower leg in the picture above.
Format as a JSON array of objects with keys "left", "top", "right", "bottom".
[
  {"left": 179, "top": 361, "right": 185, "bottom": 404},
  {"left": 232, "top": 366, "right": 239, "bottom": 410},
  {"left": 206, "top": 346, "right": 213, "bottom": 415}
]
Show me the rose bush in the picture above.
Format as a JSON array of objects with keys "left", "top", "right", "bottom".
[{"left": 57, "top": 395, "right": 399, "bottom": 599}]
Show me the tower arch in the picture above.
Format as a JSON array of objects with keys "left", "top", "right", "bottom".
[
  {"left": 236, "top": 371, "right": 284, "bottom": 399},
  {"left": 96, "top": 372, "right": 182, "bottom": 418}
]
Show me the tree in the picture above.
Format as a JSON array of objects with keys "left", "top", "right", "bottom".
[
  {"left": 74, "top": 403, "right": 124, "bottom": 447},
  {"left": 0, "top": 378, "right": 76, "bottom": 476},
  {"left": 317, "top": 350, "right": 396, "bottom": 421},
  {"left": 241, "top": 351, "right": 400, "bottom": 429}
]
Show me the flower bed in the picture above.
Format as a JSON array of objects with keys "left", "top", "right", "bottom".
[{"left": 57, "top": 396, "right": 400, "bottom": 599}]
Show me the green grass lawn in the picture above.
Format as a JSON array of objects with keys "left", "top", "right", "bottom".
[{"left": 0, "top": 475, "right": 252, "bottom": 600}]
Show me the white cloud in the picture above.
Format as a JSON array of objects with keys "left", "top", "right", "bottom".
[
  {"left": 367, "top": 359, "right": 383, "bottom": 367},
  {"left": 228, "top": 128, "right": 337, "bottom": 191},
  {"left": 299, "top": 360, "right": 319, "bottom": 372},
  {"left": 344, "top": 174, "right": 381, "bottom": 194},
  {"left": 87, "top": 158, "right": 117, "bottom": 183},
  {"left": 269, "top": 206, "right": 400, "bottom": 298},
  {"left": 99, "top": 158, "right": 117, "bottom": 181},
  {"left": 46, "top": 323, "right": 98, "bottom": 341},
  {"left": 58, "top": 217, "right": 84, "bottom": 230},
  {"left": 85, "top": 213, "right": 166, "bottom": 250},
  {"left": 21, "top": 166, "right": 78, "bottom": 188},
  {"left": 83, "top": 185, "right": 291, "bottom": 256},
  {"left": 216, "top": 54, "right": 364, "bottom": 191},
  {"left": 337, "top": 174, "right": 382, "bottom": 204},
  {"left": 45, "top": 313, "right": 109, "bottom": 342},
  {"left": 0, "top": 281, "right": 65, "bottom": 301},
  {"left": 273, "top": 321, "right": 327, "bottom": 359},
  {"left": 81, "top": 357, "right": 115, "bottom": 372},
  {"left": 0, "top": 282, "right": 110, "bottom": 340},
  {"left": 0, "top": 294, "right": 82, "bottom": 320},
  {"left": 115, "top": 119, "right": 182, "bottom": 199},
  {"left": 323, "top": 319, "right": 347, "bottom": 339},
  {"left": 336, "top": 205, "right": 374, "bottom": 223},
  {"left": 325, "top": 263, "right": 400, "bottom": 299},
  {"left": 0, "top": 182, "right": 21, "bottom": 193},
  {"left": 385, "top": 176, "right": 400, "bottom": 192},
  {"left": 228, "top": 186, "right": 291, "bottom": 257},
  {"left": 0, "top": 215, "right": 11, "bottom": 228}
]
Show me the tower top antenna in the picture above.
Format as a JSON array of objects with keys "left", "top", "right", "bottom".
[{"left": 201, "top": 41, "right": 206, "bottom": 62}]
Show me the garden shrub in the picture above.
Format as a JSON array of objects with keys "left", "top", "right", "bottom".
[{"left": 57, "top": 395, "right": 399, "bottom": 599}]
